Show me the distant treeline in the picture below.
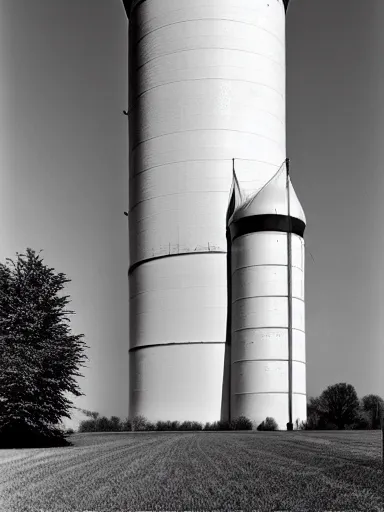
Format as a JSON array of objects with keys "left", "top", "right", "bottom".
[
  {"left": 78, "top": 414, "right": 258, "bottom": 433},
  {"left": 302, "top": 384, "right": 383, "bottom": 430},
  {"left": 76, "top": 383, "right": 384, "bottom": 434}
]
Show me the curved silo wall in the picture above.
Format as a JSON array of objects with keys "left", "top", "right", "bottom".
[
  {"left": 230, "top": 232, "right": 306, "bottom": 429},
  {"left": 128, "top": 0, "right": 288, "bottom": 422}
]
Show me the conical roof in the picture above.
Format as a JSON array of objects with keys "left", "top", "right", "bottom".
[{"left": 228, "top": 161, "right": 306, "bottom": 226}]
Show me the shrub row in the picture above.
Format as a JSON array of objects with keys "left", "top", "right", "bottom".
[
  {"left": 78, "top": 414, "right": 275, "bottom": 433},
  {"left": 298, "top": 413, "right": 380, "bottom": 431}
]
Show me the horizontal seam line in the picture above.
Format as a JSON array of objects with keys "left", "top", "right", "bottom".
[
  {"left": 136, "top": 48, "right": 283, "bottom": 72},
  {"left": 233, "top": 327, "right": 305, "bottom": 334},
  {"left": 232, "top": 232, "right": 304, "bottom": 242},
  {"left": 232, "top": 296, "right": 305, "bottom": 304},
  {"left": 130, "top": 78, "right": 284, "bottom": 109},
  {"left": 133, "top": 305, "right": 225, "bottom": 316},
  {"left": 129, "top": 104, "right": 285, "bottom": 127},
  {"left": 133, "top": 19, "right": 284, "bottom": 48},
  {"left": 129, "top": 190, "right": 229, "bottom": 213},
  {"left": 232, "top": 359, "right": 306, "bottom": 364},
  {"left": 232, "top": 264, "right": 303, "bottom": 274},
  {"left": 130, "top": 284, "right": 227, "bottom": 300},
  {"left": 131, "top": 158, "right": 280, "bottom": 178},
  {"left": 131, "top": 128, "right": 284, "bottom": 152},
  {"left": 130, "top": 341, "right": 225, "bottom": 352},
  {"left": 129, "top": 251, "right": 226, "bottom": 275},
  {"left": 130, "top": 2, "right": 288, "bottom": 20},
  {"left": 232, "top": 392, "right": 307, "bottom": 396}
]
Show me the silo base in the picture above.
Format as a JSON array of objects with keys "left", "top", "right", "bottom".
[
  {"left": 231, "top": 392, "right": 307, "bottom": 430},
  {"left": 129, "top": 343, "right": 226, "bottom": 424}
]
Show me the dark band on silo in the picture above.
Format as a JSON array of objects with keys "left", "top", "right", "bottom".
[{"left": 229, "top": 214, "right": 305, "bottom": 242}]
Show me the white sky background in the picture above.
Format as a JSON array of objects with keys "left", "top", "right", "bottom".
[{"left": 0, "top": 0, "right": 383, "bottom": 420}]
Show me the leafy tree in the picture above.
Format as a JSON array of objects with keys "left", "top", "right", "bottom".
[
  {"left": 179, "top": 420, "right": 203, "bottom": 431},
  {"left": 305, "top": 396, "right": 329, "bottom": 429},
  {"left": 230, "top": 415, "right": 253, "bottom": 430},
  {"left": 78, "top": 419, "right": 97, "bottom": 433},
  {"left": 131, "top": 414, "right": 149, "bottom": 431},
  {"left": 109, "top": 415, "right": 122, "bottom": 432},
  {"left": 0, "top": 249, "right": 88, "bottom": 447},
  {"left": 179, "top": 421, "right": 194, "bottom": 431},
  {"left": 361, "top": 394, "right": 384, "bottom": 429},
  {"left": 216, "top": 419, "right": 231, "bottom": 431},
  {"left": 121, "top": 418, "right": 132, "bottom": 431},
  {"left": 257, "top": 417, "right": 278, "bottom": 431},
  {"left": 350, "top": 409, "right": 370, "bottom": 430},
  {"left": 190, "top": 421, "right": 203, "bottom": 431},
  {"left": 95, "top": 416, "right": 112, "bottom": 432},
  {"left": 80, "top": 409, "right": 99, "bottom": 420},
  {"left": 318, "top": 383, "right": 359, "bottom": 430},
  {"left": 157, "top": 420, "right": 175, "bottom": 431}
]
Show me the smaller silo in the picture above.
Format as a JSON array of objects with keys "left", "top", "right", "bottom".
[{"left": 227, "top": 162, "right": 307, "bottom": 430}]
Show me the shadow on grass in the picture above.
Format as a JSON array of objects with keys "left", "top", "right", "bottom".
[{"left": 0, "top": 430, "right": 74, "bottom": 449}]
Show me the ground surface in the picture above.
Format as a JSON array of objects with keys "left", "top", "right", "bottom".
[{"left": 0, "top": 431, "right": 383, "bottom": 511}]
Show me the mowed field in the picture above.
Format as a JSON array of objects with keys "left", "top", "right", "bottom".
[{"left": 0, "top": 431, "right": 383, "bottom": 512}]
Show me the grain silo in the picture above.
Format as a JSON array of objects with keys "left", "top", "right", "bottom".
[
  {"left": 227, "top": 161, "right": 306, "bottom": 430},
  {"left": 122, "top": 0, "right": 296, "bottom": 424}
]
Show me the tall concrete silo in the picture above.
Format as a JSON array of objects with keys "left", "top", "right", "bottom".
[
  {"left": 227, "top": 162, "right": 306, "bottom": 430},
  {"left": 122, "top": 0, "right": 292, "bottom": 423}
]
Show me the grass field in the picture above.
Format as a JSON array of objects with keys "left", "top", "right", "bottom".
[{"left": 0, "top": 431, "right": 383, "bottom": 511}]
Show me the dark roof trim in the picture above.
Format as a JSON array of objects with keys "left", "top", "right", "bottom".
[
  {"left": 122, "top": 0, "right": 290, "bottom": 19},
  {"left": 229, "top": 214, "right": 305, "bottom": 242}
]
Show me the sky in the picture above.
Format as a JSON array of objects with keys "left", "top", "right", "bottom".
[{"left": 0, "top": 0, "right": 383, "bottom": 421}]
